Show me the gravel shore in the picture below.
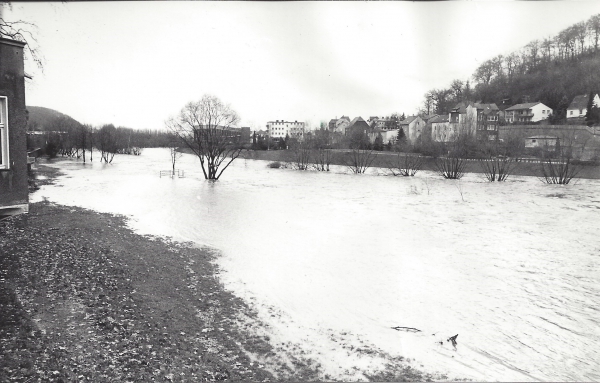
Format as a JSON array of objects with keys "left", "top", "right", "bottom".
[{"left": 0, "top": 163, "right": 436, "bottom": 382}]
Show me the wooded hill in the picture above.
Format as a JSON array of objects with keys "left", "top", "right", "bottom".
[
  {"left": 423, "top": 14, "right": 600, "bottom": 118},
  {"left": 26, "top": 106, "right": 173, "bottom": 149},
  {"left": 27, "top": 106, "right": 82, "bottom": 131}
]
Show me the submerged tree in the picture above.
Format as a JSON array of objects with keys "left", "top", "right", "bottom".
[
  {"left": 166, "top": 95, "right": 242, "bottom": 180},
  {"left": 98, "top": 124, "right": 119, "bottom": 163}
]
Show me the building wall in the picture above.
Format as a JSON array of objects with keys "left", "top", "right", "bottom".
[
  {"left": 334, "top": 119, "right": 350, "bottom": 134},
  {"left": 432, "top": 122, "right": 452, "bottom": 142},
  {"left": 530, "top": 103, "right": 552, "bottom": 122},
  {"left": 524, "top": 137, "right": 557, "bottom": 148},
  {"left": 406, "top": 117, "right": 425, "bottom": 143},
  {"left": 266, "top": 120, "right": 305, "bottom": 140},
  {"left": 499, "top": 125, "right": 600, "bottom": 160},
  {"left": 0, "top": 38, "right": 27, "bottom": 214},
  {"left": 567, "top": 94, "right": 600, "bottom": 119}
]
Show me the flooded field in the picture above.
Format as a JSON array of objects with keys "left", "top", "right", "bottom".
[{"left": 33, "top": 148, "right": 600, "bottom": 381}]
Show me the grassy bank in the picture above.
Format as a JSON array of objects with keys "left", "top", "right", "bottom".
[
  {"left": 240, "top": 149, "right": 600, "bottom": 179},
  {"left": 0, "top": 163, "right": 439, "bottom": 382}
]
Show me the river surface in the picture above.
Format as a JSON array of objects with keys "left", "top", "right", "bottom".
[{"left": 32, "top": 148, "right": 600, "bottom": 381}]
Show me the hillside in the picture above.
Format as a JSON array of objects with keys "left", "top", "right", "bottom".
[
  {"left": 422, "top": 13, "right": 600, "bottom": 117},
  {"left": 27, "top": 106, "right": 82, "bottom": 131}
]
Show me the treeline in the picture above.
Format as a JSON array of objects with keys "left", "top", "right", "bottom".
[
  {"left": 422, "top": 14, "right": 600, "bottom": 118},
  {"left": 28, "top": 114, "right": 174, "bottom": 162}
]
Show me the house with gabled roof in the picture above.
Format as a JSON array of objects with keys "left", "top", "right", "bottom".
[
  {"left": 0, "top": 37, "right": 28, "bottom": 217},
  {"left": 399, "top": 115, "right": 425, "bottom": 143},
  {"left": 505, "top": 102, "right": 552, "bottom": 124},
  {"left": 344, "top": 117, "right": 370, "bottom": 137},
  {"left": 329, "top": 115, "right": 351, "bottom": 134},
  {"left": 567, "top": 94, "right": 600, "bottom": 121},
  {"left": 448, "top": 102, "right": 477, "bottom": 138}
]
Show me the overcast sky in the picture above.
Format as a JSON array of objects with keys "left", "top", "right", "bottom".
[{"left": 7, "top": 1, "right": 600, "bottom": 131}]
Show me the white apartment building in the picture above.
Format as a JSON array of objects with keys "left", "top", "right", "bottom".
[{"left": 266, "top": 120, "right": 305, "bottom": 140}]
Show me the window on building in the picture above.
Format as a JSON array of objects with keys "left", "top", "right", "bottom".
[
  {"left": 0, "top": 97, "right": 8, "bottom": 170},
  {"left": 542, "top": 110, "right": 545, "bottom": 114}
]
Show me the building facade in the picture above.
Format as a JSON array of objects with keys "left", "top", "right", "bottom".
[
  {"left": 266, "top": 120, "right": 305, "bottom": 140},
  {"left": 567, "top": 94, "right": 600, "bottom": 123},
  {"left": 473, "top": 103, "right": 500, "bottom": 141},
  {"left": 328, "top": 116, "right": 351, "bottom": 134},
  {"left": 0, "top": 37, "right": 28, "bottom": 217},
  {"left": 505, "top": 102, "right": 552, "bottom": 124}
]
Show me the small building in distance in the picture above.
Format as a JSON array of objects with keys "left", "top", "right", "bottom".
[
  {"left": 567, "top": 94, "right": 600, "bottom": 124},
  {"left": 430, "top": 114, "right": 451, "bottom": 142},
  {"left": 344, "top": 117, "right": 370, "bottom": 136},
  {"left": 0, "top": 37, "right": 28, "bottom": 217},
  {"left": 524, "top": 135, "right": 558, "bottom": 151},
  {"left": 328, "top": 116, "right": 351, "bottom": 134},
  {"left": 399, "top": 116, "right": 425, "bottom": 143},
  {"left": 266, "top": 120, "right": 305, "bottom": 141},
  {"left": 505, "top": 102, "right": 552, "bottom": 124}
]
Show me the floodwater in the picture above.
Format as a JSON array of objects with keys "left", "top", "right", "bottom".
[{"left": 32, "top": 148, "right": 600, "bottom": 381}]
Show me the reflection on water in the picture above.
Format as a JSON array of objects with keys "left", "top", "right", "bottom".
[{"left": 33, "top": 148, "right": 600, "bottom": 381}]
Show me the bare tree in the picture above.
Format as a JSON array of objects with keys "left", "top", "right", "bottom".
[
  {"left": 541, "top": 37, "right": 555, "bottom": 63},
  {"left": 480, "top": 157, "right": 516, "bottom": 182},
  {"left": 388, "top": 153, "right": 423, "bottom": 177},
  {"left": 166, "top": 95, "right": 242, "bottom": 180},
  {"left": 473, "top": 59, "right": 495, "bottom": 85},
  {"left": 313, "top": 148, "right": 333, "bottom": 171},
  {"left": 423, "top": 91, "right": 435, "bottom": 115},
  {"left": 539, "top": 157, "right": 581, "bottom": 185},
  {"left": 587, "top": 14, "right": 600, "bottom": 52},
  {"left": 169, "top": 142, "right": 182, "bottom": 177},
  {"left": 435, "top": 113, "right": 476, "bottom": 180},
  {"left": 344, "top": 149, "right": 375, "bottom": 174},
  {"left": 291, "top": 139, "right": 311, "bottom": 170},
  {"left": 0, "top": 3, "right": 43, "bottom": 74},
  {"left": 98, "top": 124, "right": 119, "bottom": 163},
  {"left": 450, "top": 79, "right": 464, "bottom": 100},
  {"left": 525, "top": 40, "right": 540, "bottom": 70}
]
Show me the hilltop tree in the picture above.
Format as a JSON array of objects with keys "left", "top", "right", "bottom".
[{"left": 166, "top": 94, "right": 242, "bottom": 180}]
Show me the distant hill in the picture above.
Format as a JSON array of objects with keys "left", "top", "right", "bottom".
[
  {"left": 421, "top": 13, "right": 600, "bottom": 119},
  {"left": 27, "top": 106, "right": 82, "bottom": 131}
]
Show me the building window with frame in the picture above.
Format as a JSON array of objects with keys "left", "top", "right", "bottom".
[{"left": 0, "top": 97, "right": 8, "bottom": 170}]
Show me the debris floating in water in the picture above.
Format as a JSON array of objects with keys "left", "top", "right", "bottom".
[{"left": 391, "top": 326, "right": 421, "bottom": 333}]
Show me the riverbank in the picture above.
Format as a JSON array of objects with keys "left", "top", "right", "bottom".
[
  {"left": 240, "top": 149, "right": 600, "bottom": 179},
  {"left": 0, "top": 163, "right": 438, "bottom": 382}
]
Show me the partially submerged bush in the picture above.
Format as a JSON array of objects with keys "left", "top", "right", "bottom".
[
  {"left": 389, "top": 153, "right": 423, "bottom": 176},
  {"left": 480, "top": 157, "right": 517, "bottom": 182},
  {"left": 344, "top": 149, "right": 375, "bottom": 174},
  {"left": 435, "top": 156, "right": 467, "bottom": 179},
  {"left": 539, "top": 158, "right": 581, "bottom": 184},
  {"left": 312, "top": 148, "right": 334, "bottom": 171},
  {"left": 268, "top": 161, "right": 282, "bottom": 169}
]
